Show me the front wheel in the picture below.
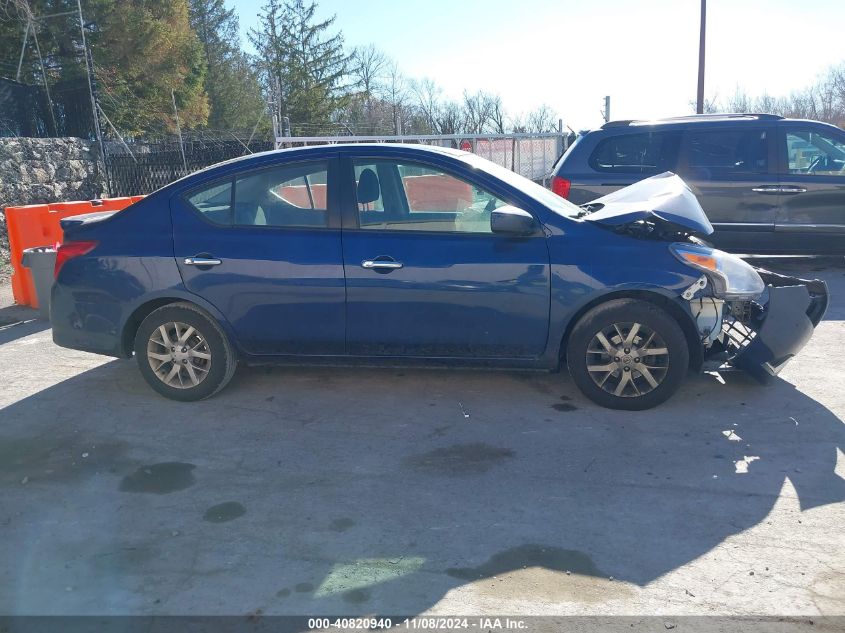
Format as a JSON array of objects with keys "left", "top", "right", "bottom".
[
  {"left": 566, "top": 299, "right": 689, "bottom": 410},
  {"left": 134, "top": 302, "right": 237, "bottom": 402}
]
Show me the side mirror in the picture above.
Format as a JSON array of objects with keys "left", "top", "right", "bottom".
[{"left": 491, "top": 205, "right": 539, "bottom": 236}]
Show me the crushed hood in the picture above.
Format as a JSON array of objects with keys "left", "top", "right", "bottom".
[{"left": 584, "top": 172, "right": 714, "bottom": 235}]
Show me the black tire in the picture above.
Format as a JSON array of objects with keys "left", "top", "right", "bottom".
[
  {"left": 134, "top": 301, "right": 237, "bottom": 402},
  {"left": 566, "top": 299, "right": 689, "bottom": 410}
]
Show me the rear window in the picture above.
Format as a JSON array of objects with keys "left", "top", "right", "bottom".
[
  {"left": 684, "top": 128, "right": 769, "bottom": 175},
  {"left": 589, "top": 132, "right": 680, "bottom": 174}
]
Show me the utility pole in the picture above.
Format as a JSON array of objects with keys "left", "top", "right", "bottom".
[
  {"left": 171, "top": 90, "right": 188, "bottom": 173},
  {"left": 696, "top": 0, "right": 706, "bottom": 114},
  {"left": 602, "top": 96, "right": 611, "bottom": 123},
  {"left": 77, "top": 0, "right": 109, "bottom": 195}
]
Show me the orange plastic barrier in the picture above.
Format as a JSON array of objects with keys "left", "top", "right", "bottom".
[{"left": 5, "top": 196, "right": 143, "bottom": 308}]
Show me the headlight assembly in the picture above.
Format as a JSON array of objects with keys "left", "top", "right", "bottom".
[{"left": 670, "top": 243, "right": 765, "bottom": 300}]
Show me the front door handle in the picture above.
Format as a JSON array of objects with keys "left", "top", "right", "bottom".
[
  {"left": 779, "top": 186, "right": 807, "bottom": 194},
  {"left": 751, "top": 186, "right": 780, "bottom": 194},
  {"left": 184, "top": 256, "right": 222, "bottom": 266},
  {"left": 361, "top": 257, "right": 403, "bottom": 270}
]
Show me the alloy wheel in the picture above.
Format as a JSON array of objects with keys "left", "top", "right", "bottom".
[
  {"left": 585, "top": 322, "right": 670, "bottom": 398},
  {"left": 146, "top": 321, "right": 212, "bottom": 389}
]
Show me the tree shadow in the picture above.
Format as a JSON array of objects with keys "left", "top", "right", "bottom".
[{"left": 1, "top": 351, "right": 843, "bottom": 615}]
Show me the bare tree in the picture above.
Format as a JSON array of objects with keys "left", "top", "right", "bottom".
[
  {"left": 462, "top": 90, "right": 500, "bottom": 134},
  {"left": 435, "top": 101, "right": 463, "bottom": 134},
  {"left": 411, "top": 77, "right": 442, "bottom": 133},
  {"left": 383, "top": 60, "right": 409, "bottom": 134},
  {"left": 689, "top": 62, "right": 845, "bottom": 128},
  {"left": 350, "top": 43, "right": 387, "bottom": 99},
  {"left": 489, "top": 94, "right": 507, "bottom": 134},
  {"left": 524, "top": 104, "right": 557, "bottom": 133}
]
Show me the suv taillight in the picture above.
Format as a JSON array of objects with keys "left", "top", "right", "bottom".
[
  {"left": 551, "top": 176, "right": 571, "bottom": 199},
  {"left": 54, "top": 240, "right": 98, "bottom": 280}
]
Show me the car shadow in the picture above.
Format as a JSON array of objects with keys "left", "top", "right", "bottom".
[{"left": 1, "top": 352, "right": 843, "bottom": 615}]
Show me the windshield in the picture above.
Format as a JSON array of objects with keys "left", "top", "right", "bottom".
[{"left": 460, "top": 153, "right": 584, "bottom": 218}]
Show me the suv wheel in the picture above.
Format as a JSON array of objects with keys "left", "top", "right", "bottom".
[
  {"left": 566, "top": 299, "right": 689, "bottom": 410},
  {"left": 134, "top": 302, "right": 236, "bottom": 401}
]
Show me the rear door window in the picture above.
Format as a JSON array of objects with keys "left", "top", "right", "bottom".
[
  {"left": 186, "top": 181, "right": 233, "bottom": 225},
  {"left": 234, "top": 162, "right": 329, "bottom": 228},
  {"left": 683, "top": 128, "right": 769, "bottom": 176},
  {"left": 589, "top": 132, "right": 680, "bottom": 174}
]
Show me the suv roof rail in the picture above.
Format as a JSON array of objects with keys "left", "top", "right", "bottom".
[
  {"left": 601, "top": 113, "right": 784, "bottom": 129},
  {"left": 600, "top": 120, "right": 635, "bottom": 128}
]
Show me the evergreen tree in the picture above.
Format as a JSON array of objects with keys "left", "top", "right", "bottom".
[
  {"left": 189, "top": 0, "right": 266, "bottom": 131},
  {"left": 1, "top": 0, "right": 209, "bottom": 135},
  {"left": 249, "top": 0, "right": 348, "bottom": 126},
  {"left": 93, "top": 0, "right": 208, "bottom": 133}
]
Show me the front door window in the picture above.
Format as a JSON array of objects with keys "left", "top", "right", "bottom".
[
  {"left": 353, "top": 160, "right": 509, "bottom": 233},
  {"left": 785, "top": 129, "right": 845, "bottom": 176}
]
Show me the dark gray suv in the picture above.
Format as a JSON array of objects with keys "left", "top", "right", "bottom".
[{"left": 550, "top": 114, "right": 845, "bottom": 255}]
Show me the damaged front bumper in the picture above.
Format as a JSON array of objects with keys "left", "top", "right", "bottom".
[{"left": 711, "top": 269, "right": 829, "bottom": 382}]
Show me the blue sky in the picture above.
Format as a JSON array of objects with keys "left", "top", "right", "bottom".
[{"left": 234, "top": 0, "right": 845, "bottom": 130}]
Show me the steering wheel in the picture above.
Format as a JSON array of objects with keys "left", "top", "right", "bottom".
[{"left": 806, "top": 155, "right": 824, "bottom": 174}]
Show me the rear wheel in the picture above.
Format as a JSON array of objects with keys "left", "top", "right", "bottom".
[
  {"left": 134, "top": 302, "right": 236, "bottom": 401},
  {"left": 566, "top": 299, "right": 689, "bottom": 410}
]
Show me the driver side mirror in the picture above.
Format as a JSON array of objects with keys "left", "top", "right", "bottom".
[{"left": 491, "top": 205, "right": 540, "bottom": 236}]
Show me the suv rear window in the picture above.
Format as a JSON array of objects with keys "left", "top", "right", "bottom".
[{"left": 589, "top": 132, "right": 680, "bottom": 174}]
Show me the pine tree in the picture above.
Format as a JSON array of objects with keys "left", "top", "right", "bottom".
[
  {"left": 189, "top": 0, "right": 266, "bottom": 131},
  {"left": 249, "top": 0, "right": 349, "bottom": 127}
]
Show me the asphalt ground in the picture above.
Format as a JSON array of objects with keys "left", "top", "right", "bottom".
[{"left": 0, "top": 258, "right": 843, "bottom": 628}]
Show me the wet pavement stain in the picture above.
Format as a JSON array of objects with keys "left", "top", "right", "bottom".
[
  {"left": 428, "top": 425, "right": 451, "bottom": 438},
  {"left": 295, "top": 582, "right": 314, "bottom": 593},
  {"left": 406, "top": 443, "right": 515, "bottom": 477},
  {"left": 343, "top": 588, "right": 370, "bottom": 604},
  {"left": 0, "top": 435, "right": 128, "bottom": 485},
  {"left": 446, "top": 544, "right": 633, "bottom": 603},
  {"left": 329, "top": 517, "right": 355, "bottom": 532},
  {"left": 552, "top": 403, "right": 578, "bottom": 412},
  {"left": 203, "top": 501, "right": 246, "bottom": 523},
  {"left": 119, "top": 462, "right": 196, "bottom": 494}
]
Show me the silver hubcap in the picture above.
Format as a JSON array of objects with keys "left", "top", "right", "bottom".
[
  {"left": 586, "top": 322, "right": 669, "bottom": 398},
  {"left": 147, "top": 321, "right": 212, "bottom": 389}
]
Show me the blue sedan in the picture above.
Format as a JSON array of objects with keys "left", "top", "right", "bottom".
[{"left": 51, "top": 144, "right": 828, "bottom": 409}]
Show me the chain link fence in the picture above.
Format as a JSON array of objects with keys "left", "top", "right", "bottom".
[{"left": 104, "top": 132, "right": 274, "bottom": 196}]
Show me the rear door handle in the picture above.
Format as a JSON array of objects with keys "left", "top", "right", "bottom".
[
  {"left": 752, "top": 186, "right": 807, "bottom": 194},
  {"left": 184, "top": 256, "right": 222, "bottom": 266},
  {"left": 751, "top": 186, "right": 780, "bottom": 194},
  {"left": 361, "top": 258, "right": 403, "bottom": 270}
]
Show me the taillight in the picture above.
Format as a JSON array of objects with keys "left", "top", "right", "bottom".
[
  {"left": 54, "top": 240, "right": 98, "bottom": 280},
  {"left": 551, "top": 176, "right": 571, "bottom": 199}
]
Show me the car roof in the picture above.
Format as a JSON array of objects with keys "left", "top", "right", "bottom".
[{"left": 208, "top": 142, "right": 468, "bottom": 171}]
